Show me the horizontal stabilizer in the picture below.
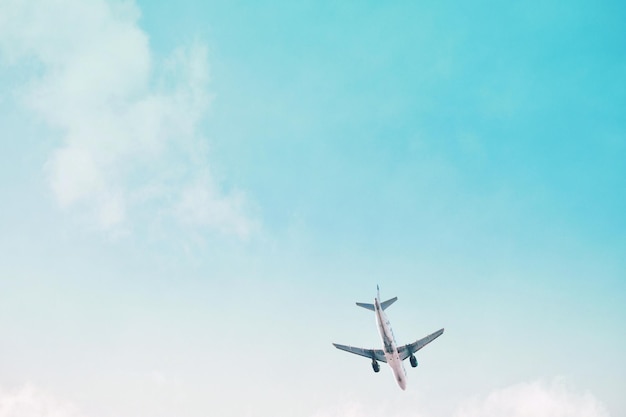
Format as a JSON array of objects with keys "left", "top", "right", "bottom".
[
  {"left": 380, "top": 297, "right": 397, "bottom": 310},
  {"left": 356, "top": 302, "right": 375, "bottom": 311}
]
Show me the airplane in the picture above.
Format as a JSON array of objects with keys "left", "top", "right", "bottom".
[{"left": 332, "top": 286, "right": 444, "bottom": 390}]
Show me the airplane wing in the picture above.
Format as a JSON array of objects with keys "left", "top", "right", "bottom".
[
  {"left": 332, "top": 343, "right": 387, "bottom": 362},
  {"left": 397, "top": 328, "right": 444, "bottom": 361}
]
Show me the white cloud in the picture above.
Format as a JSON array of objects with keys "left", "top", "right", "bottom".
[
  {"left": 176, "top": 171, "right": 255, "bottom": 240},
  {"left": 308, "top": 379, "right": 611, "bottom": 417},
  {"left": 454, "top": 379, "right": 611, "bottom": 417},
  {"left": 0, "top": 385, "right": 85, "bottom": 417},
  {"left": 0, "top": 0, "right": 254, "bottom": 238},
  {"left": 310, "top": 402, "right": 366, "bottom": 417},
  {"left": 310, "top": 401, "right": 430, "bottom": 417}
]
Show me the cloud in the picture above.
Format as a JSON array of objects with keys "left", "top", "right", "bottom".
[
  {"left": 176, "top": 171, "right": 255, "bottom": 239},
  {"left": 0, "top": 0, "right": 254, "bottom": 238},
  {"left": 308, "top": 379, "right": 611, "bottom": 417},
  {"left": 454, "top": 378, "right": 611, "bottom": 417},
  {"left": 0, "top": 385, "right": 85, "bottom": 417},
  {"left": 310, "top": 401, "right": 430, "bottom": 417},
  {"left": 310, "top": 402, "right": 367, "bottom": 417}
]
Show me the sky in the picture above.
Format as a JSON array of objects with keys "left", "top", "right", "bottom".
[{"left": 0, "top": 0, "right": 625, "bottom": 416}]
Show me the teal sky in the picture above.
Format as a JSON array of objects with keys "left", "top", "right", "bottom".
[{"left": 0, "top": 1, "right": 624, "bottom": 416}]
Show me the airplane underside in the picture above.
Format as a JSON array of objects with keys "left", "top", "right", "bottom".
[{"left": 333, "top": 287, "right": 444, "bottom": 390}]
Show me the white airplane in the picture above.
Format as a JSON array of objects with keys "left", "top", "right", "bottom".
[{"left": 333, "top": 286, "right": 444, "bottom": 390}]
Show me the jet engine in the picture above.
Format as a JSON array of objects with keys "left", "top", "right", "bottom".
[
  {"left": 409, "top": 354, "right": 418, "bottom": 368},
  {"left": 371, "top": 360, "right": 380, "bottom": 373}
]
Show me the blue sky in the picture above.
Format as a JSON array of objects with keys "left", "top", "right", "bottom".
[{"left": 0, "top": 0, "right": 624, "bottom": 416}]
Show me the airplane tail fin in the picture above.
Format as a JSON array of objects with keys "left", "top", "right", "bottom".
[
  {"left": 375, "top": 285, "right": 397, "bottom": 310},
  {"left": 356, "top": 297, "right": 397, "bottom": 311}
]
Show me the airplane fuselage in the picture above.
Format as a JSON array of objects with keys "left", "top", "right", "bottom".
[
  {"left": 374, "top": 297, "right": 407, "bottom": 390},
  {"left": 332, "top": 288, "right": 444, "bottom": 391}
]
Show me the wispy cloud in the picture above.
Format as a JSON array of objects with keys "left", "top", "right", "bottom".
[
  {"left": 310, "top": 400, "right": 430, "bottom": 417},
  {"left": 310, "top": 402, "right": 369, "bottom": 417},
  {"left": 0, "top": 384, "right": 85, "bottom": 417},
  {"left": 309, "top": 378, "right": 611, "bottom": 417},
  {"left": 454, "top": 378, "right": 611, "bottom": 417},
  {"left": 0, "top": 0, "right": 255, "bottom": 238},
  {"left": 0, "top": 378, "right": 613, "bottom": 417}
]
